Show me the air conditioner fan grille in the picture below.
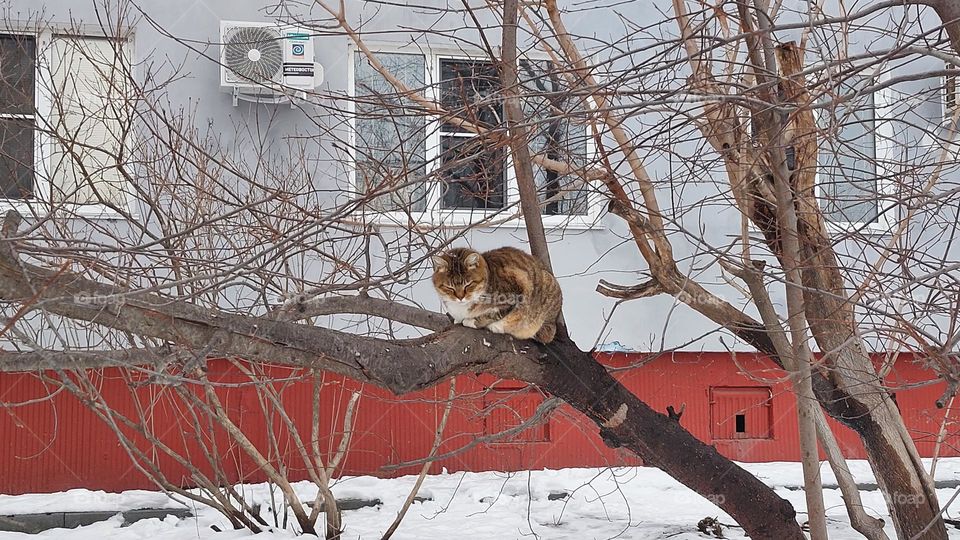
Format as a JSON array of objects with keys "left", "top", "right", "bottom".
[{"left": 224, "top": 26, "right": 283, "bottom": 82}]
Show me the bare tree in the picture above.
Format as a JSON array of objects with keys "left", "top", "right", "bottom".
[{"left": 8, "top": 0, "right": 960, "bottom": 538}]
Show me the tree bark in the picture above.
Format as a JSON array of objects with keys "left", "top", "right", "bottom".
[
  {"left": 539, "top": 339, "right": 803, "bottom": 540},
  {"left": 931, "top": 0, "right": 960, "bottom": 57},
  {"left": 749, "top": 20, "right": 828, "bottom": 536}
]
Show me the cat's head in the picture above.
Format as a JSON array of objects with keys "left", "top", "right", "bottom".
[{"left": 431, "top": 248, "right": 488, "bottom": 302}]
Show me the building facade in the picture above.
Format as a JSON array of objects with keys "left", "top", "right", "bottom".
[{"left": 0, "top": 0, "right": 958, "bottom": 494}]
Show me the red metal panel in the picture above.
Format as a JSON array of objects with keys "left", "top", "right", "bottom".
[
  {"left": 483, "top": 390, "right": 550, "bottom": 443},
  {"left": 710, "top": 387, "right": 773, "bottom": 440},
  {"left": 0, "top": 352, "right": 958, "bottom": 495}
]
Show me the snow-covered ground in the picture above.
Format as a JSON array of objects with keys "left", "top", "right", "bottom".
[{"left": 3, "top": 460, "right": 960, "bottom": 539}]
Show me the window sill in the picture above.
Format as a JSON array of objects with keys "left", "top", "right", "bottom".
[
  {"left": 824, "top": 220, "right": 890, "bottom": 236},
  {"left": 747, "top": 221, "right": 890, "bottom": 239},
  {"left": 0, "top": 200, "right": 137, "bottom": 221},
  {"left": 352, "top": 210, "right": 604, "bottom": 231}
]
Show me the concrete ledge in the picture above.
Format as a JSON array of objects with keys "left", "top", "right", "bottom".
[
  {"left": 307, "top": 497, "right": 384, "bottom": 512},
  {"left": 1, "top": 495, "right": 427, "bottom": 534},
  {"left": 0, "top": 508, "right": 193, "bottom": 534},
  {"left": 782, "top": 479, "right": 960, "bottom": 492}
]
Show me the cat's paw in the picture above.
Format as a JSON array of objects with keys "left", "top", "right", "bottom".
[
  {"left": 461, "top": 318, "right": 478, "bottom": 328},
  {"left": 487, "top": 320, "right": 506, "bottom": 334}
]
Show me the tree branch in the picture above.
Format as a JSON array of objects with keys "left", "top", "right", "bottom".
[
  {"left": 0, "top": 348, "right": 180, "bottom": 372},
  {"left": 0, "top": 216, "right": 803, "bottom": 539},
  {"left": 271, "top": 294, "right": 450, "bottom": 331}
]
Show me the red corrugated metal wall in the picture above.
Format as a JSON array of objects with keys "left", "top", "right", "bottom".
[{"left": 0, "top": 352, "right": 956, "bottom": 495}]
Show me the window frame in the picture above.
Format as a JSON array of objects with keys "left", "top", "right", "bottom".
[
  {"left": 942, "top": 64, "right": 956, "bottom": 124},
  {"left": 0, "top": 27, "right": 136, "bottom": 220},
  {"left": 813, "top": 73, "right": 896, "bottom": 234},
  {"left": 0, "top": 31, "right": 43, "bottom": 207},
  {"left": 347, "top": 43, "right": 603, "bottom": 230},
  {"left": 708, "top": 386, "right": 774, "bottom": 441},
  {"left": 435, "top": 54, "right": 509, "bottom": 216}
]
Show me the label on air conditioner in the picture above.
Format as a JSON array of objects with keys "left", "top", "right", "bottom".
[{"left": 284, "top": 63, "right": 314, "bottom": 77}]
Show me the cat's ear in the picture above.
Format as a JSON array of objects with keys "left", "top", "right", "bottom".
[
  {"left": 465, "top": 252, "right": 481, "bottom": 268},
  {"left": 431, "top": 254, "right": 448, "bottom": 271}
]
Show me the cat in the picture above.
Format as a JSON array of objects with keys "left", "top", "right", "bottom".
[{"left": 431, "top": 246, "right": 562, "bottom": 343}]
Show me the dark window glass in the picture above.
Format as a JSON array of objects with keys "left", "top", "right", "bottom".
[
  {"left": 519, "top": 60, "right": 589, "bottom": 216},
  {"left": 0, "top": 34, "right": 35, "bottom": 114},
  {"left": 439, "top": 60, "right": 501, "bottom": 131},
  {"left": 0, "top": 34, "right": 35, "bottom": 200},
  {"left": 440, "top": 135, "right": 504, "bottom": 209},
  {"left": 0, "top": 118, "right": 34, "bottom": 199},
  {"left": 439, "top": 59, "right": 504, "bottom": 210}
]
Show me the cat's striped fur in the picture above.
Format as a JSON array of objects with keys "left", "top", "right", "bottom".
[{"left": 431, "top": 246, "right": 562, "bottom": 343}]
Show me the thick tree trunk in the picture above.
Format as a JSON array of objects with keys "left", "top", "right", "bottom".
[
  {"left": 931, "top": 0, "right": 960, "bottom": 58},
  {"left": 537, "top": 338, "right": 804, "bottom": 540},
  {"left": 749, "top": 43, "right": 947, "bottom": 539},
  {"left": 688, "top": 22, "right": 945, "bottom": 533},
  {"left": 500, "top": 0, "right": 552, "bottom": 269}
]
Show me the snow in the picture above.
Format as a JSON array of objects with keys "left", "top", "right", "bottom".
[
  {"left": 596, "top": 341, "right": 633, "bottom": 353},
  {"left": 2, "top": 460, "right": 960, "bottom": 539}
]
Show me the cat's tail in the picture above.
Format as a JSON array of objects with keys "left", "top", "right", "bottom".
[{"left": 534, "top": 321, "right": 557, "bottom": 344}]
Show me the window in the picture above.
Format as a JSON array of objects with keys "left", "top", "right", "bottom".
[
  {"left": 438, "top": 59, "right": 505, "bottom": 210},
  {"left": 944, "top": 66, "right": 957, "bottom": 122},
  {"left": 520, "top": 59, "right": 590, "bottom": 216},
  {"left": 817, "top": 79, "right": 890, "bottom": 227},
  {"left": 709, "top": 386, "right": 773, "bottom": 440},
  {"left": 48, "top": 36, "right": 130, "bottom": 206},
  {"left": 0, "top": 31, "right": 130, "bottom": 213},
  {"left": 351, "top": 48, "right": 595, "bottom": 226},
  {"left": 353, "top": 52, "right": 428, "bottom": 212},
  {"left": 0, "top": 34, "right": 37, "bottom": 200}
]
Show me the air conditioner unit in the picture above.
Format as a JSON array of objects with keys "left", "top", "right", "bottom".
[{"left": 220, "top": 21, "right": 320, "bottom": 100}]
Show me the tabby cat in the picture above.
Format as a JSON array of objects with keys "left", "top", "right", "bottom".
[{"left": 431, "top": 246, "right": 562, "bottom": 343}]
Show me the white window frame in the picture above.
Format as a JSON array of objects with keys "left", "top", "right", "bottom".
[
  {"left": 347, "top": 43, "right": 603, "bottom": 230},
  {"left": 0, "top": 31, "right": 45, "bottom": 211},
  {"left": 942, "top": 65, "right": 956, "bottom": 124},
  {"left": 0, "top": 27, "right": 136, "bottom": 220},
  {"left": 814, "top": 73, "right": 896, "bottom": 234}
]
